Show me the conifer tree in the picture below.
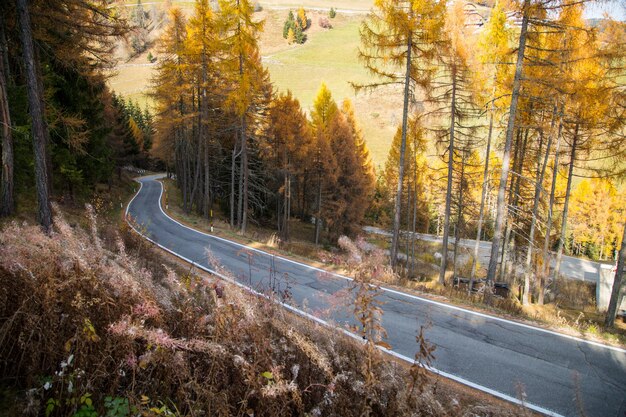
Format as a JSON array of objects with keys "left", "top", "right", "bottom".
[
  {"left": 16, "top": 0, "right": 53, "bottom": 231},
  {"left": 267, "top": 91, "right": 314, "bottom": 241},
  {"left": 486, "top": 0, "right": 532, "bottom": 287},
  {"left": 327, "top": 100, "right": 375, "bottom": 238},
  {"left": 470, "top": 0, "right": 511, "bottom": 285},
  {"left": 287, "top": 27, "right": 295, "bottom": 44},
  {"left": 0, "top": 13, "right": 13, "bottom": 217},
  {"left": 311, "top": 83, "right": 338, "bottom": 244},
  {"left": 356, "top": 0, "right": 446, "bottom": 268},
  {"left": 219, "top": 0, "right": 270, "bottom": 233},
  {"left": 151, "top": 7, "right": 191, "bottom": 209},
  {"left": 431, "top": 0, "right": 481, "bottom": 285},
  {"left": 606, "top": 223, "right": 626, "bottom": 328}
]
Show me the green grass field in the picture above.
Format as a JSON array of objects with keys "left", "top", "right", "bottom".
[{"left": 264, "top": 15, "right": 400, "bottom": 168}]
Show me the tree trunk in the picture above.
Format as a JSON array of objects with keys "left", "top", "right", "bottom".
[
  {"left": 190, "top": 97, "right": 202, "bottom": 211},
  {"left": 453, "top": 151, "right": 465, "bottom": 283},
  {"left": 201, "top": 41, "right": 210, "bottom": 218},
  {"left": 16, "top": 0, "right": 52, "bottom": 231},
  {"left": 486, "top": 0, "right": 530, "bottom": 286},
  {"left": 0, "top": 22, "right": 13, "bottom": 217},
  {"left": 523, "top": 107, "right": 556, "bottom": 304},
  {"left": 548, "top": 122, "right": 578, "bottom": 304},
  {"left": 182, "top": 139, "right": 189, "bottom": 213},
  {"left": 391, "top": 32, "right": 413, "bottom": 269},
  {"left": 605, "top": 223, "right": 626, "bottom": 328},
  {"left": 470, "top": 94, "right": 495, "bottom": 291},
  {"left": 542, "top": 118, "right": 563, "bottom": 283},
  {"left": 410, "top": 145, "right": 418, "bottom": 277},
  {"left": 314, "top": 167, "right": 322, "bottom": 245},
  {"left": 240, "top": 116, "right": 249, "bottom": 234},
  {"left": 440, "top": 63, "right": 457, "bottom": 285},
  {"left": 405, "top": 182, "right": 412, "bottom": 274},
  {"left": 230, "top": 137, "right": 238, "bottom": 228}
]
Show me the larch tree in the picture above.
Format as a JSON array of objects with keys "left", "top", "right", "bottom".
[
  {"left": 151, "top": 7, "right": 191, "bottom": 209},
  {"left": 325, "top": 99, "right": 375, "bottom": 239},
  {"left": 383, "top": 116, "right": 429, "bottom": 275},
  {"left": 310, "top": 82, "right": 338, "bottom": 245},
  {"left": 16, "top": 0, "right": 52, "bottom": 231},
  {"left": 219, "top": 0, "right": 269, "bottom": 234},
  {"left": 486, "top": 0, "right": 533, "bottom": 287},
  {"left": 550, "top": 16, "right": 611, "bottom": 297},
  {"left": 470, "top": 0, "right": 511, "bottom": 286},
  {"left": 266, "top": 91, "right": 314, "bottom": 241},
  {"left": 606, "top": 222, "right": 626, "bottom": 328},
  {"left": 0, "top": 12, "right": 13, "bottom": 217},
  {"left": 431, "top": 0, "right": 481, "bottom": 285},
  {"left": 356, "top": 0, "right": 445, "bottom": 269}
]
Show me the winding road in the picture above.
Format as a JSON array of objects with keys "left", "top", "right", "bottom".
[{"left": 127, "top": 174, "right": 626, "bottom": 417}]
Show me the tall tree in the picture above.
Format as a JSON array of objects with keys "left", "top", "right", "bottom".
[
  {"left": 219, "top": 0, "right": 268, "bottom": 234},
  {"left": 356, "top": 0, "right": 445, "bottom": 268},
  {"left": 470, "top": 0, "right": 511, "bottom": 286},
  {"left": 16, "top": 0, "right": 52, "bottom": 231},
  {"left": 0, "top": 13, "right": 13, "bottom": 217},
  {"left": 310, "top": 83, "right": 338, "bottom": 245},
  {"left": 266, "top": 91, "right": 313, "bottom": 241},
  {"left": 325, "top": 99, "right": 375, "bottom": 239},
  {"left": 486, "top": 0, "right": 531, "bottom": 287},
  {"left": 431, "top": 0, "right": 481, "bottom": 285}
]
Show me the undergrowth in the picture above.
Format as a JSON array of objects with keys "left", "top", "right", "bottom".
[{"left": 0, "top": 205, "right": 527, "bottom": 416}]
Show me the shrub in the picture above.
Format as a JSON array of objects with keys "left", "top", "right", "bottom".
[
  {"left": 0, "top": 207, "right": 528, "bottom": 416},
  {"left": 329, "top": 7, "right": 337, "bottom": 18},
  {"left": 319, "top": 17, "right": 332, "bottom": 29}
]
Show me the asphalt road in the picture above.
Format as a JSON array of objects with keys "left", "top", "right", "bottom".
[
  {"left": 364, "top": 226, "right": 605, "bottom": 284},
  {"left": 128, "top": 175, "right": 626, "bottom": 417}
]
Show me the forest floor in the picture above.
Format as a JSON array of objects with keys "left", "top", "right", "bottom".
[{"left": 158, "top": 177, "right": 626, "bottom": 349}]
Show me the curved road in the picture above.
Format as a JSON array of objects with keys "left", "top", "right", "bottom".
[{"left": 128, "top": 175, "right": 626, "bottom": 417}]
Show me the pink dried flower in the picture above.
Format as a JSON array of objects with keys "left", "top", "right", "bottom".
[{"left": 133, "top": 301, "right": 161, "bottom": 319}]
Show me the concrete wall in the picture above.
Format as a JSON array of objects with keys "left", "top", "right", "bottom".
[{"left": 597, "top": 264, "right": 626, "bottom": 313}]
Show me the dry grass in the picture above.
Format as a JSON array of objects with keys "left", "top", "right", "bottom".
[
  {"left": 160, "top": 178, "right": 345, "bottom": 271},
  {"left": 0, "top": 203, "right": 533, "bottom": 416}
]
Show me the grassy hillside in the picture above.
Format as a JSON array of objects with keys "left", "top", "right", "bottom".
[
  {"left": 261, "top": 11, "right": 401, "bottom": 168},
  {"left": 108, "top": 4, "right": 399, "bottom": 168}
]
